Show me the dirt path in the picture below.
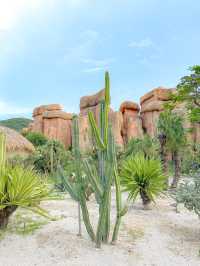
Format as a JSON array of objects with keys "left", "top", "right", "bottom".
[{"left": 0, "top": 193, "right": 199, "bottom": 266}]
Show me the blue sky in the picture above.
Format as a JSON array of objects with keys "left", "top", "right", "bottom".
[{"left": 0, "top": 0, "right": 200, "bottom": 119}]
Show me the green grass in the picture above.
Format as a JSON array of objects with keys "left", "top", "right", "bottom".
[
  {"left": 0, "top": 208, "right": 49, "bottom": 239},
  {"left": 0, "top": 118, "right": 32, "bottom": 132}
]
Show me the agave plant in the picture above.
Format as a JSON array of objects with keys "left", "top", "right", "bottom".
[
  {"left": 120, "top": 153, "right": 166, "bottom": 208},
  {"left": 0, "top": 133, "right": 56, "bottom": 229}
]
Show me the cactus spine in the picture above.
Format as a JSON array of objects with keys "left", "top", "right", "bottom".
[{"left": 61, "top": 72, "right": 125, "bottom": 248}]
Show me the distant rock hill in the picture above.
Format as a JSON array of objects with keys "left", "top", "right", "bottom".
[{"left": 0, "top": 118, "right": 32, "bottom": 132}]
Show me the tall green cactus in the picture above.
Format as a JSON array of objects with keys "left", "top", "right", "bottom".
[
  {"left": 0, "top": 133, "right": 6, "bottom": 176},
  {"left": 61, "top": 72, "right": 126, "bottom": 248}
]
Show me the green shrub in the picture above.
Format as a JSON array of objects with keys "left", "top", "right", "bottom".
[
  {"left": 120, "top": 153, "right": 166, "bottom": 207},
  {"left": 31, "top": 139, "right": 72, "bottom": 174},
  {"left": 124, "top": 135, "right": 159, "bottom": 159},
  {"left": 25, "top": 132, "right": 48, "bottom": 147},
  {"left": 180, "top": 144, "right": 200, "bottom": 174},
  {"left": 176, "top": 171, "right": 200, "bottom": 217}
]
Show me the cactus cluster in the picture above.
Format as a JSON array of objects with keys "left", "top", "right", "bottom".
[{"left": 60, "top": 72, "right": 127, "bottom": 247}]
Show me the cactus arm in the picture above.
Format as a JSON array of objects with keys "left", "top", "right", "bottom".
[
  {"left": 79, "top": 193, "right": 96, "bottom": 241},
  {"left": 83, "top": 160, "right": 103, "bottom": 199},
  {"left": 88, "top": 111, "right": 105, "bottom": 150},
  {"left": 0, "top": 133, "right": 6, "bottom": 175},
  {"left": 72, "top": 116, "right": 96, "bottom": 242},
  {"left": 111, "top": 167, "right": 122, "bottom": 244},
  {"left": 96, "top": 164, "right": 113, "bottom": 248},
  {"left": 58, "top": 168, "right": 79, "bottom": 201},
  {"left": 105, "top": 71, "right": 110, "bottom": 105}
]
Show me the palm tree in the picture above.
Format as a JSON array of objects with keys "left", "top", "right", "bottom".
[
  {"left": 120, "top": 153, "right": 166, "bottom": 208},
  {"left": 157, "top": 110, "right": 186, "bottom": 188},
  {"left": 0, "top": 133, "right": 56, "bottom": 229}
]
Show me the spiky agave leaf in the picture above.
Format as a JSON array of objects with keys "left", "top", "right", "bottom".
[
  {"left": 0, "top": 166, "right": 57, "bottom": 218},
  {"left": 120, "top": 153, "right": 166, "bottom": 203}
]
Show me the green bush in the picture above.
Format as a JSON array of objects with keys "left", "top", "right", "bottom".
[
  {"left": 180, "top": 144, "right": 200, "bottom": 174},
  {"left": 120, "top": 153, "right": 166, "bottom": 207},
  {"left": 25, "top": 132, "right": 48, "bottom": 147},
  {"left": 123, "top": 135, "right": 159, "bottom": 159},
  {"left": 176, "top": 171, "right": 200, "bottom": 218},
  {"left": 31, "top": 139, "right": 72, "bottom": 174}
]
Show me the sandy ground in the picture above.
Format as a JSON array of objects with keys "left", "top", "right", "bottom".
[{"left": 0, "top": 191, "right": 200, "bottom": 266}]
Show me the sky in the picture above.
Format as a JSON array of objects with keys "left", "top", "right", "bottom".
[{"left": 0, "top": 0, "right": 200, "bottom": 119}]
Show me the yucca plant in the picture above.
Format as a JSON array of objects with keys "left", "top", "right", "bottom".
[
  {"left": 0, "top": 133, "right": 56, "bottom": 229},
  {"left": 120, "top": 153, "right": 166, "bottom": 208}
]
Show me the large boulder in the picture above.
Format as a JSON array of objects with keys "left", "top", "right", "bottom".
[
  {"left": 109, "top": 111, "right": 124, "bottom": 148},
  {"left": 80, "top": 89, "right": 105, "bottom": 111},
  {"left": 140, "top": 87, "right": 175, "bottom": 138},
  {"left": 120, "top": 101, "right": 143, "bottom": 143},
  {"left": 79, "top": 89, "right": 124, "bottom": 151},
  {"left": 29, "top": 104, "right": 72, "bottom": 149}
]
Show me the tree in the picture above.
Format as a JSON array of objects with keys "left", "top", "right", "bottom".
[
  {"left": 158, "top": 110, "right": 186, "bottom": 188},
  {"left": 120, "top": 153, "right": 166, "bottom": 209},
  {"left": 172, "top": 65, "right": 200, "bottom": 123}
]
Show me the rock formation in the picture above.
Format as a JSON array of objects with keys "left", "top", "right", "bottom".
[
  {"left": 27, "top": 104, "right": 72, "bottom": 148},
  {"left": 140, "top": 87, "right": 175, "bottom": 137},
  {"left": 120, "top": 101, "right": 143, "bottom": 143},
  {"left": 26, "top": 86, "right": 200, "bottom": 151},
  {"left": 79, "top": 89, "right": 124, "bottom": 151}
]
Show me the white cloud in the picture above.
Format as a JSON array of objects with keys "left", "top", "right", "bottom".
[
  {"left": 0, "top": 0, "right": 44, "bottom": 31},
  {"left": 0, "top": 0, "right": 85, "bottom": 31},
  {"left": 82, "top": 57, "right": 115, "bottom": 73},
  {"left": 63, "top": 29, "right": 100, "bottom": 63},
  {"left": 83, "top": 67, "right": 105, "bottom": 73},
  {"left": 0, "top": 100, "right": 31, "bottom": 116},
  {"left": 129, "top": 38, "right": 154, "bottom": 48}
]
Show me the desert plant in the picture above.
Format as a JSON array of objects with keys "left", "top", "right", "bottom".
[
  {"left": 176, "top": 171, "right": 200, "bottom": 218},
  {"left": 120, "top": 153, "right": 166, "bottom": 208},
  {"left": 158, "top": 110, "right": 186, "bottom": 188},
  {"left": 59, "top": 72, "right": 128, "bottom": 248},
  {"left": 0, "top": 133, "right": 56, "bottom": 229},
  {"left": 31, "top": 139, "right": 69, "bottom": 173},
  {"left": 124, "top": 135, "right": 159, "bottom": 159},
  {"left": 24, "top": 132, "right": 48, "bottom": 147},
  {"left": 171, "top": 65, "right": 200, "bottom": 123}
]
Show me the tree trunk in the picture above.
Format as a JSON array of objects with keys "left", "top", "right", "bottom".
[
  {"left": 140, "top": 189, "right": 151, "bottom": 209},
  {"left": 0, "top": 206, "right": 17, "bottom": 229},
  {"left": 160, "top": 146, "right": 168, "bottom": 187},
  {"left": 171, "top": 151, "right": 180, "bottom": 188}
]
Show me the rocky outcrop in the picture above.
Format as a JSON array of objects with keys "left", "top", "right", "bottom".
[
  {"left": 28, "top": 104, "right": 73, "bottom": 148},
  {"left": 79, "top": 89, "right": 124, "bottom": 151},
  {"left": 120, "top": 101, "right": 143, "bottom": 143},
  {"left": 26, "top": 86, "right": 200, "bottom": 151},
  {"left": 140, "top": 87, "right": 175, "bottom": 137}
]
